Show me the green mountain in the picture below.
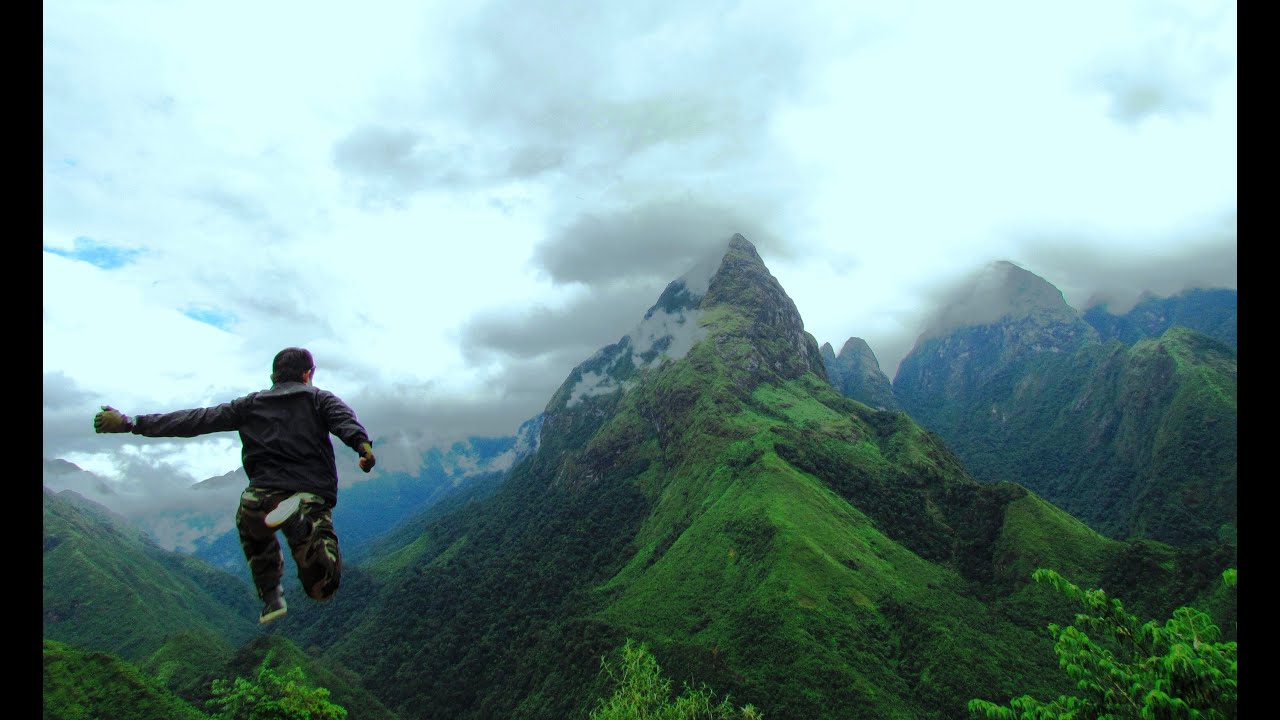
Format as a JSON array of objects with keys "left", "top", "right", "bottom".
[
  {"left": 43, "top": 485, "right": 257, "bottom": 662},
  {"left": 819, "top": 337, "right": 901, "bottom": 412},
  {"left": 892, "top": 262, "right": 1237, "bottom": 547},
  {"left": 269, "top": 235, "right": 1227, "bottom": 720},
  {"left": 44, "top": 639, "right": 208, "bottom": 720}
]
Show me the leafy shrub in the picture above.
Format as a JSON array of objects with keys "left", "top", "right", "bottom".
[
  {"left": 590, "top": 639, "right": 761, "bottom": 720},
  {"left": 206, "top": 660, "right": 347, "bottom": 720},
  {"left": 969, "top": 568, "right": 1237, "bottom": 719}
]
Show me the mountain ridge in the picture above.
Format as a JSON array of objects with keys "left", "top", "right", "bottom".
[{"left": 42, "top": 486, "right": 257, "bottom": 662}]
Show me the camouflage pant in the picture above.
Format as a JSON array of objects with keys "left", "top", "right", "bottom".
[{"left": 236, "top": 487, "right": 342, "bottom": 601}]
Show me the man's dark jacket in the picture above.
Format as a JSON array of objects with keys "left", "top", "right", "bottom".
[{"left": 129, "top": 381, "right": 371, "bottom": 507}]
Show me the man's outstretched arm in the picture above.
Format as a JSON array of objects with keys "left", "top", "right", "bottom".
[{"left": 93, "top": 401, "right": 244, "bottom": 438}]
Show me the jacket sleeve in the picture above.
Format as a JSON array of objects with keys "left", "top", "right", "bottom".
[
  {"left": 131, "top": 396, "right": 249, "bottom": 438},
  {"left": 316, "top": 391, "right": 371, "bottom": 452}
]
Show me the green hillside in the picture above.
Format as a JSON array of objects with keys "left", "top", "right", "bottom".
[
  {"left": 43, "top": 487, "right": 257, "bottom": 662},
  {"left": 136, "top": 628, "right": 238, "bottom": 707}
]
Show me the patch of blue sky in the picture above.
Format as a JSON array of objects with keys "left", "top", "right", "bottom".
[
  {"left": 43, "top": 236, "right": 142, "bottom": 270},
  {"left": 181, "top": 306, "right": 238, "bottom": 331}
]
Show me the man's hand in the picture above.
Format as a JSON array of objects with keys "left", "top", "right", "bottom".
[
  {"left": 358, "top": 442, "right": 376, "bottom": 473},
  {"left": 94, "top": 406, "right": 134, "bottom": 433}
]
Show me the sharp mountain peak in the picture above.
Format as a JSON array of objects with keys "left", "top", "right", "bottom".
[{"left": 550, "top": 233, "right": 825, "bottom": 411}]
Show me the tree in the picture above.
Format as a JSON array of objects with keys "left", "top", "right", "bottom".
[
  {"left": 206, "top": 660, "right": 347, "bottom": 720},
  {"left": 969, "top": 568, "right": 1237, "bottom": 719},
  {"left": 590, "top": 638, "right": 762, "bottom": 720}
]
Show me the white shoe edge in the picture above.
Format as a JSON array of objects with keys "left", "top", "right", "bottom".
[
  {"left": 265, "top": 495, "right": 302, "bottom": 528},
  {"left": 259, "top": 605, "right": 288, "bottom": 624}
]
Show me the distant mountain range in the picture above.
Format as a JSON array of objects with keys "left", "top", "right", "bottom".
[
  {"left": 883, "top": 263, "right": 1236, "bottom": 547},
  {"left": 187, "top": 415, "right": 543, "bottom": 579},
  {"left": 43, "top": 414, "right": 542, "bottom": 578},
  {"left": 1083, "top": 287, "right": 1237, "bottom": 349}
]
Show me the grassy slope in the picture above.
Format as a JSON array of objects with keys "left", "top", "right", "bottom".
[
  {"left": 136, "top": 628, "right": 237, "bottom": 707},
  {"left": 45, "top": 633, "right": 399, "bottom": 720},
  {"left": 586, "top": 332, "right": 1093, "bottom": 718}
]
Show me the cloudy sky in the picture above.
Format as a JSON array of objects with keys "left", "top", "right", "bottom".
[{"left": 44, "top": 0, "right": 1236, "bottom": 507}]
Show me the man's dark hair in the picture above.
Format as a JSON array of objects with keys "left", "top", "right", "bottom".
[{"left": 272, "top": 347, "right": 315, "bottom": 384}]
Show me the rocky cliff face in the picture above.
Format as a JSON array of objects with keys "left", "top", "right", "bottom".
[
  {"left": 820, "top": 337, "right": 900, "bottom": 411},
  {"left": 700, "top": 234, "right": 828, "bottom": 385}
]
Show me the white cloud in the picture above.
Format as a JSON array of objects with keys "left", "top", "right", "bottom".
[{"left": 43, "top": 0, "right": 1236, "bottom": 517}]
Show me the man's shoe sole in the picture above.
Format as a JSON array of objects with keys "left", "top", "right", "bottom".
[{"left": 265, "top": 495, "right": 303, "bottom": 528}]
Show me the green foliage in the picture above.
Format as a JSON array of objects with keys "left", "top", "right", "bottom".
[
  {"left": 590, "top": 639, "right": 761, "bottom": 720},
  {"left": 43, "top": 640, "right": 208, "bottom": 720},
  {"left": 990, "top": 494, "right": 1118, "bottom": 592},
  {"left": 211, "top": 635, "right": 401, "bottom": 720},
  {"left": 207, "top": 659, "right": 347, "bottom": 720},
  {"left": 969, "top": 569, "right": 1237, "bottom": 719}
]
